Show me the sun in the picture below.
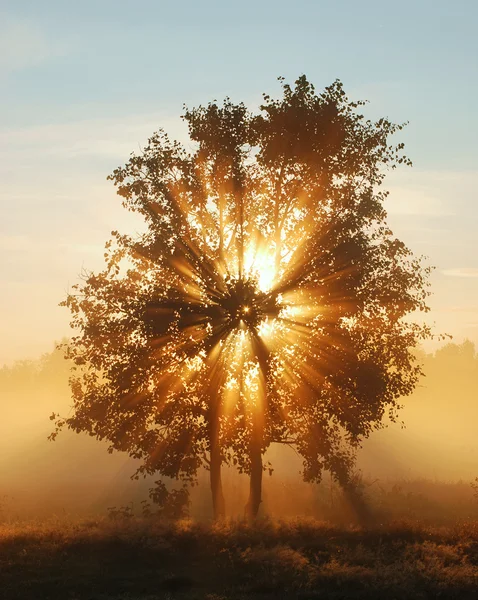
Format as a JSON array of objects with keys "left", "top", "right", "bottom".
[{"left": 243, "top": 246, "right": 278, "bottom": 294}]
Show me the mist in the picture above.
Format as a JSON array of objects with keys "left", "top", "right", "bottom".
[{"left": 1, "top": 340, "right": 477, "bottom": 522}]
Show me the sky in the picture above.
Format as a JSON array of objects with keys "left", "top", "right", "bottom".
[{"left": 1, "top": 0, "right": 477, "bottom": 365}]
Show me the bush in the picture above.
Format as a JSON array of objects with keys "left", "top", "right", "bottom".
[{"left": 143, "top": 481, "right": 190, "bottom": 520}]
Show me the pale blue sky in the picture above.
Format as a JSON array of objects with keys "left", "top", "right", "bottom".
[{"left": 1, "top": 0, "right": 477, "bottom": 363}]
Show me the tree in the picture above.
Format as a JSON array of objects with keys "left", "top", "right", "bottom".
[{"left": 55, "top": 76, "right": 436, "bottom": 520}]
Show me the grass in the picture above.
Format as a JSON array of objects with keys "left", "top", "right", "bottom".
[{"left": 1, "top": 517, "right": 478, "bottom": 599}]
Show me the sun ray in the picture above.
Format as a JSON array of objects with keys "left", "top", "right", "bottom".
[{"left": 59, "top": 77, "right": 433, "bottom": 521}]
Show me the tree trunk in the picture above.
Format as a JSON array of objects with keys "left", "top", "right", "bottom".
[
  {"left": 210, "top": 438, "right": 225, "bottom": 520},
  {"left": 245, "top": 334, "right": 269, "bottom": 522},
  {"left": 244, "top": 430, "right": 263, "bottom": 521}
]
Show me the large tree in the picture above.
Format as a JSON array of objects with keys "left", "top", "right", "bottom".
[{"left": 55, "top": 76, "right": 435, "bottom": 520}]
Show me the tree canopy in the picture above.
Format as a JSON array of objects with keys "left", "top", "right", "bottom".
[{"left": 55, "top": 76, "right": 436, "bottom": 519}]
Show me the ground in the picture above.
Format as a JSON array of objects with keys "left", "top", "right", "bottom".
[{"left": 1, "top": 518, "right": 478, "bottom": 599}]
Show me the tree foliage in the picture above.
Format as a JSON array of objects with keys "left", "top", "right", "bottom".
[{"left": 55, "top": 76, "right": 436, "bottom": 517}]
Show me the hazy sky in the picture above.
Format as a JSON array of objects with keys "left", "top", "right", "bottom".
[{"left": 1, "top": 0, "right": 477, "bottom": 364}]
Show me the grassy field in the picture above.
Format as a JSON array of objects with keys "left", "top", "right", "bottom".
[{"left": 1, "top": 517, "right": 478, "bottom": 599}]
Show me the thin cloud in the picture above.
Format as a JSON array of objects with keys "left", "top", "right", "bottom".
[
  {"left": 0, "top": 113, "right": 187, "bottom": 161},
  {"left": 384, "top": 169, "right": 478, "bottom": 218},
  {"left": 442, "top": 268, "right": 478, "bottom": 278},
  {"left": 386, "top": 184, "right": 454, "bottom": 217},
  {"left": 0, "top": 18, "right": 66, "bottom": 74},
  {"left": 442, "top": 305, "right": 478, "bottom": 313}
]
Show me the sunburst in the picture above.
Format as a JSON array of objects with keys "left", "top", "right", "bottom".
[{"left": 59, "top": 76, "right": 433, "bottom": 521}]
